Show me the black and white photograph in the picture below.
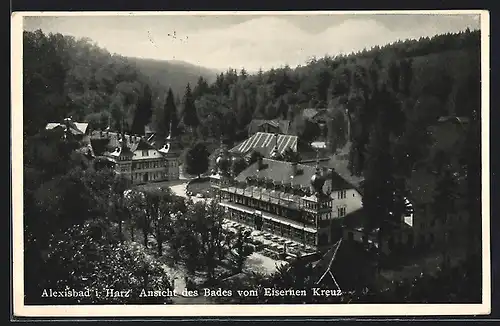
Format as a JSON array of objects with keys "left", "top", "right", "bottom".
[{"left": 11, "top": 10, "right": 490, "bottom": 317}]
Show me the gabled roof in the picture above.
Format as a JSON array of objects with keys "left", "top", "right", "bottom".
[
  {"left": 230, "top": 132, "right": 298, "bottom": 157},
  {"left": 312, "top": 238, "right": 376, "bottom": 290},
  {"left": 248, "top": 119, "right": 291, "bottom": 135},
  {"left": 45, "top": 121, "right": 88, "bottom": 135},
  {"left": 235, "top": 158, "right": 355, "bottom": 193},
  {"left": 314, "top": 239, "right": 343, "bottom": 288}
]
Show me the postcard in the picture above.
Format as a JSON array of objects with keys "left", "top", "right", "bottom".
[{"left": 11, "top": 10, "right": 491, "bottom": 318}]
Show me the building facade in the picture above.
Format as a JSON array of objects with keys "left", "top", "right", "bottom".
[
  {"left": 158, "top": 128, "right": 181, "bottom": 181},
  {"left": 210, "top": 144, "right": 360, "bottom": 253},
  {"left": 90, "top": 129, "right": 181, "bottom": 184}
]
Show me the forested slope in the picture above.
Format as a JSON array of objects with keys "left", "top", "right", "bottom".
[
  {"left": 23, "top": 28, "right": 480, "bottom": 175},
  {"left": 22, "top": 30, "right": 217, "bottom": 137}
]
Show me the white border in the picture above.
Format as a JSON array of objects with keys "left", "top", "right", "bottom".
[{"left": 11, "top": 10, "right": 491, "bottom": 317}]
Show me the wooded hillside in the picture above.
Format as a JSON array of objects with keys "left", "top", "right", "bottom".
[
  {"left": 22, "top": 30, "right": 217, "bottom": 137},
  {"left": 23, "top": 28, "right": 480, "bottom": 172}
]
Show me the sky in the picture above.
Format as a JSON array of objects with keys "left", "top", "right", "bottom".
[{"left": 23, "top": 12, "right": 481, "bottom": 72}]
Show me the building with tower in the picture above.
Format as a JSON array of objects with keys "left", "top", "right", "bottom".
[
  {"left": 89, "top": 124, "right": 181, "bottom": 184},
  {"left": 210, "top": 140, "right": 362, "bottom": 255},
  {"left": 158, "top": 121, "right": 182, "bottom": 181}
]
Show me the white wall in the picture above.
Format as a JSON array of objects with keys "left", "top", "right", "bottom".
[
  {"left": 166, "top": 158, "right": 180, "bottom": 180},
  {"left": 331, "top": 188, "right": 363, "bottom": 218},
  {"left": 133, "top": 148, "right": 163, "bottom": 159}
]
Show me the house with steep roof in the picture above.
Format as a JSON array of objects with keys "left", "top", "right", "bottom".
[
  {"left": 90, "top": 126, "right": 181, "bottom": 183},
  {"left": 247, "top": 119, "right": 291, "bottom": 136},
  {"left": 45, "top": 117, "right": 91, "bottom": 143}
]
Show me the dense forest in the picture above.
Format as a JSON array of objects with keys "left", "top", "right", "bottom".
[
  {"left": 23, "top": 28, "right": 480, "bottom": 162},
  {"left": 22, "top": 30, "right": 217, "bottom": 137},
  {"left": 22, "top": 27, "right": 482, "bottom": 304}
]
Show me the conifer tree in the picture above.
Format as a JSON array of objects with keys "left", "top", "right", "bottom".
[
  {"left": 163, "top": 88, "right": 179, "bottom": 138},
  {"left": 277, "top": 97, "right": 289, "bottom": 120},
  {"left": 362, "top": 82, "right": 405, "bottom": 254},
  {"left": 193, "top": 76, "right": 210, "bottom": 99},
  {"left": 130, "top": 84, "right": 153, "bottom": 135},
  {"left": 182, "top": 83, "right": 199, "bottom": 132}
]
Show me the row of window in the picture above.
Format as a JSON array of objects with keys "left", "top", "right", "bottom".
[
  {"left": 130, "top": 171, "right": 164, "bottom": 181},
  {"left": 224, "top": 191, "right": 334, "bottom": 215},
  {"left": 337, "top": 190, "right": 347, "bottom": 199},
  {"left": 130, "top": 171, "right": 177, "bottom": 182},
  {"left": 133, "top": 160, "right": 167, "bottom": 170},
  {"left": 226, "top": 193, "right": 301, "bottom": 220},
  {"left": 337, "top": 206, "right": 347, "bottom": 217},
  {"left": 303, "top": 200, "right": 333, "bottom": 210}
]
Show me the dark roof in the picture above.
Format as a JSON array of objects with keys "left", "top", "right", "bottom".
[
  {"left": 90, "top": 131, "right": 153, "bottom": 154},
  {"left": 302, "top": 108, "right": 328, "bottom": 120},
  {"left": 235, "top": 158, "right": 354, "bottom": 193},
  {"left": 302, "top": 156, "right": 365, "bottom": 191},
  {"left": 248, "top": 119, "right": 291, "bottom": 135},
  {"left": 230, "top": 132, "right": 298, "bottom": 157},
  {"left": 342, "top": 207, "right": 366, "bottom": 229}
]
